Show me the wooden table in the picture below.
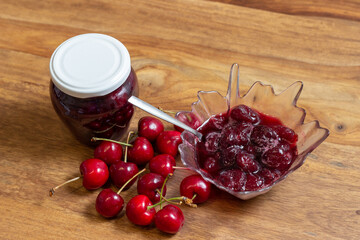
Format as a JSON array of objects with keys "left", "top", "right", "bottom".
[{"left": 1, "top": 1, "right": 359, "bottom": 239}]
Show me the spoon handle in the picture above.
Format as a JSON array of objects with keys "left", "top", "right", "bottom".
[
  {"left": 226, "top": 63, "right": 240, "bottom": 110},
  {"left": 128, "top": 96, "right": 202, "bottom": 139}
]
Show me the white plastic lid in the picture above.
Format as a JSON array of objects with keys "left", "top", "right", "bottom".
[{"left": 50, "top": 33, "right": 131, "bottom": 98}]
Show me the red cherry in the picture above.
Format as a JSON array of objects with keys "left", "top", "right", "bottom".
[
  {"left": 156, "top": 131, "right": 182, "bottom": 157},
  {"left": 80, "top": 158, "right": 109, "bottom": 190},
  {"left": 126, "top": 195, "right": 156, "bottom": 226},
  {"left": 109, "top": 161, "right": 139, "bottom": 190},
  {"left": 174, "top": 112, "right": 201, "bottom": 132},
  {"left": 49, "top": 158, "right": 109, "bottom": 196},
  {"left": 138, "top": 116, "right": 164, "bottom": 142},
  {"left": 94, "top": 141, "right": 123, "bottom": 165},
  {"left": 96, "top": 168, "right": 146, "bottom": 218},
  {"left": 95, "top": 188, "right": 124, "bottom": 218},
  {"left": 154, "top": 204, "right": 185, "bottom": 234},
  {"left": 180, "top": 174, "right": 211, "bottom": 204},
  {"left": 128, "top": 137, "right": 154, "bottom": 165},
  {"left": 137, "top": 173, "right": 166, "bottom": 203},
  {"left": 149, "top": 154, "right": 176, "bottom": 178}
]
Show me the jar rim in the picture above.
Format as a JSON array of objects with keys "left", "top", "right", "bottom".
[{"left": 49, "top": 33, "right": 131, "bottom": 98}]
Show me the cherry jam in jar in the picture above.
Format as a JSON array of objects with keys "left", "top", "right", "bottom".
[{"left": 49, "top": 34, "right": 138, "bottom": 146}]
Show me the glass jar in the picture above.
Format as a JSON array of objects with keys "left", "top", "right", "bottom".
[{"left": 49, "top": 33, "right": 139, "bottom": 146}]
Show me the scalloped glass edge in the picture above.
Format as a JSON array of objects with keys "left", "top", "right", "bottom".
[{"left": 177, "top": 63, "right": 330, "bottom": 200}]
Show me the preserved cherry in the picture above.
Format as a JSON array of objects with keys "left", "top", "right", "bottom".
[{"left": 196, "top": 104, "right": 298, "bottom": 192}]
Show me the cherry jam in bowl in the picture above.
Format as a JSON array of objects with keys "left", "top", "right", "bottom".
[{"left": 177, "top": 64, "right": 329, "bottom": 200}]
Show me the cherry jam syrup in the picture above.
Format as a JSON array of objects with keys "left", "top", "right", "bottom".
[{"left": 195, "top": 105, "right": 298, "bottom": 192}]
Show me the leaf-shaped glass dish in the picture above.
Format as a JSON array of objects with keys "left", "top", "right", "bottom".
[{"left": 177, "top": 63, "right": 329, "bottom": 200}]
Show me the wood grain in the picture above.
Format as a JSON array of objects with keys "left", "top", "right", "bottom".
[
  {"left": 208, "top": 0, "right": 360, "bottom": 21},
  {"left": 0, "top": 0, "right": 359, "bottom": 239}
]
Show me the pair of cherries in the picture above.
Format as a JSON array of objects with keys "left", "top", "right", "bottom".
[{"left": 125, "top": 174, "right": 211, "bottom": 234}]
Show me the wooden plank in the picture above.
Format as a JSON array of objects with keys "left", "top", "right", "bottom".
[
  {"left": 207, "top": 0, "right": 360, "bottom": 21},
  {"left": 0, "top": 0, "right": 359, "bottom": 239}
]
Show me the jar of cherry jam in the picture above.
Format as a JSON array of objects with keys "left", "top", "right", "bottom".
[{"left": 49, "top": 33, "right": 138, "bottom": 146}]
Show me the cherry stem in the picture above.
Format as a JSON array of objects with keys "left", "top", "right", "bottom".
[
  {"left": 91, "top": 137, "right": 133, "bottom": 147},
  {"left": 157, "top": 106, "right": 177, "bottom": 115},
  {"left": 147, "top": 196, "right": 194, "bottom": 210},
  {"left": 192, "top": 194, "right": 197, "bottom": 201},
  {"left": 117, "top": 168, "right": 146, "bottom": 195},
  {"left": 124, "top": 131, "right": 135, "bottom": 163},
  {"left": 49, "top": 176, "right": 81, "bottom": 197},
  {"left": 129, "top": 132, "right": 138, "bottom": 142},
  {"left": 172, "top": 166, "right": 191, "bottom": 171},
  {"left": 156, "top": 190, "right": 182, "bottom": 206},
  {"left": 159, "top": 173, "right": 172, "bottom": 209}
]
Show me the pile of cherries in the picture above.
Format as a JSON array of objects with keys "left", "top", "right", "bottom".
[
  {"left": 196, "top": 105, "right": 298, "bottom": 192},
  {"left": 50, "top": 116, "right": 211, "bottom": 234}
]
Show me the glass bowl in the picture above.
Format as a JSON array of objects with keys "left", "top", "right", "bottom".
[{"left": 177, "top": 63, "right": 329, "bottom": 200}]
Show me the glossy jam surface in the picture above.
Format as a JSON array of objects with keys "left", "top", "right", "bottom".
[
  {"left": 196, "top": 105, "right": 298, "bottom": 192},
  {"left": 50, "top": 68, "right": 138, "bottom": 145}
]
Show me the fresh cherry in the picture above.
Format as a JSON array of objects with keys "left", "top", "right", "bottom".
[
  {"left": 156, "top": 131, "right": 182, "bottom": 157},
  {"left": 128, "top": 137, "right": 154, "bottom": 165},
  {"left": 154, "top": 204, "right": 185, "bottom": 234},
  {"left": 95, "top": 188, "right": 124, "bottom": 218},
  {"left": 110, "top": 161, "right": 139, "bottom": 189},
  {"left": 94, "top": 133, "right": 141, "bottom": 189},
  {"left": 96, "top": 168, "right": 146, "bottom": 218},
  {"left": 180, "top": 174, "right": 211, "bottom": 204},
  {"left": 126, "top": 195, "right": 156, "bottom": 226},
  {"left": 94, "top": 141, "right": 123, "bottom": 165},
  {"left": 138, "top": 116, "right": 164, "bottom": 142},
  {"left": 137, "top": 173, "right": 166, "bottom": 203},
  {"left": 149, "top": 154, "right": 176, "bottom": 178},
  {"left": 49, "top": 158, "right": 109, "bottom": 196},
  {"left": 80, "top": 158, "right": 109, "bottom": 190}
]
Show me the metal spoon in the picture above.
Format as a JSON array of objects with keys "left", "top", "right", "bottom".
[{"left": 128, "top": 96, "right": 203, "bottom": 139}]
